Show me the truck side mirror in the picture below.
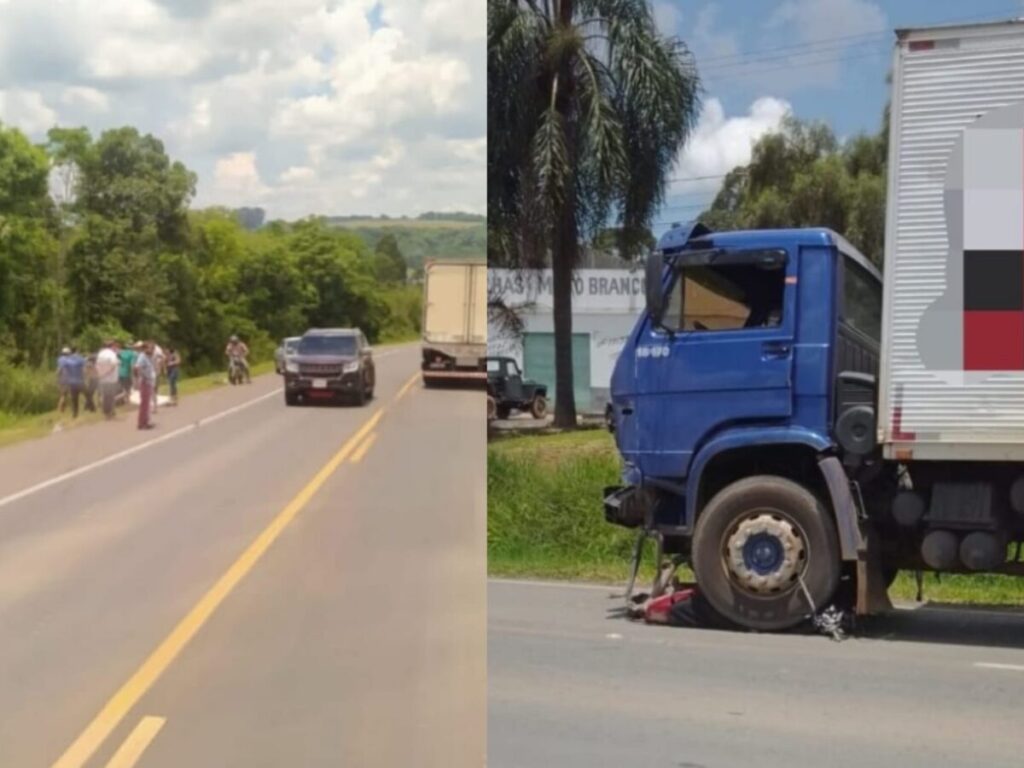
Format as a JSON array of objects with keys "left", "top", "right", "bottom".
[{"left": 645, "top": 251, "right": 665, "bottom": 325}]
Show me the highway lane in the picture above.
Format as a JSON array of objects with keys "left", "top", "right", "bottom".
[
  {"left": 0, "top": 345, "right": 485, "bottom": 767},
  {"left": 488, "top": 579, "right": 1024, "bottom": 768}
]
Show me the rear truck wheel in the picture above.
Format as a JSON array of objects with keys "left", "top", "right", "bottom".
[
  {"left": 496, "top": 405, "right": 511, "bottom": 420},
  {"left": 530, "top": 395, "right": 548, "bottom": 420},
  {"left": 285, "top": 391, "right": 299, "bottom": 406},
  {"left": 353, "top": 381, "right": 367, "bottom": 406},
  {"left": 692, "top": 475, "right": 841, "bottom": 631},
  {"left": 487, "top": 396, "right": 497, "bottom": 421}
]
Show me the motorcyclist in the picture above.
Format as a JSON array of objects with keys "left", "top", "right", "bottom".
[{"left": 225, "top": 335, "right": 251, "bottom": 383}]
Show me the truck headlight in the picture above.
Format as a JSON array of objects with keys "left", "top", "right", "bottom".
[
  {"left": 342, "top": 361, "right": 360, "bottom": 374},
  {"left": 285, "top": 361, "right": 299, "bottom": 373}
]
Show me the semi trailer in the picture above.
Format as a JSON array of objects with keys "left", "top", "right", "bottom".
[
  {"left": 604, "top": 19, "right": 1024, "bottom": 631},
  {"left": 421, "top": 260, "right": 487, "bottom": 385}
]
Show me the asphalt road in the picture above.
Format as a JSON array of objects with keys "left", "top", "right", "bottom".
[
  {"left": 0, "top": 345, "right": 485, "bottom": 768},
  {"left": 488, "top": 579, "right": 1024, "bottom": 768}
]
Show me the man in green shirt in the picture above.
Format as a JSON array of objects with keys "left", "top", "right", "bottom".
[{"left": 118, "top": 340, "right": 136, "bottom": 400}]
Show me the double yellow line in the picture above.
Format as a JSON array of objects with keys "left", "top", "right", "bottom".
[{"left": 52, "top": 372, "right": 420, "bottom": 768}]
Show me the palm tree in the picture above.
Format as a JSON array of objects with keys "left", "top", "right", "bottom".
[{"left": 488, "top": 0, "right": 701, "bottom": 427}]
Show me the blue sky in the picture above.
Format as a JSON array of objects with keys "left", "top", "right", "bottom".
[{"left": 653, "top": 0, "right": 1024, "bottom": 228}]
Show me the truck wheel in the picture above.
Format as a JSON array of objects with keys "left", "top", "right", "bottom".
[
  {"left": 285, "top": 391, "right": 299, "bottom": 406},
  {"left": 487, "top": 396, "right": 497, "bottom": 421},
  {"left": 692, "top": 475, "right": 841, "bottom": 631},
  {"left": 530, "top": 396, "right": 548, "bottom": 420},
  {"left": 353, "top": 383, "right": 366, "bottom": 407}
]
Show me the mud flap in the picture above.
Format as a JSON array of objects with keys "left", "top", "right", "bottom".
[{"left": 856, "top": 524, "right": 893, "bottom": 616}]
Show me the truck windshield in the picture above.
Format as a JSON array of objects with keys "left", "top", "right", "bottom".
[{"left": 298, "top": 335, "right": 357, "bottom": 356}]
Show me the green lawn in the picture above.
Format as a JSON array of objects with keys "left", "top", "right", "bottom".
[{"left": 488, "top": 429, "right": 1024, "bottom": 606}]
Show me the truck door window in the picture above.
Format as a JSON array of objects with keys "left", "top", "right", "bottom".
[
  {"left": 841, "top": 256, "right": 882, "bottom": 341},
  {"left": 662, "top": 262, "right": 785, "bottom": 333}
]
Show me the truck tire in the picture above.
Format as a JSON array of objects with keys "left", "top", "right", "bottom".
[
  {"left": 285, "top": 391, "right": 299, "bottom": 406},
  {"left": 353, "top": 382, "right": 366, "bottom": 406},
  {"left": 692, "top": 475, "right": 841, "bottom": 631},
  {"left": 530, "top": 396, "right": 548, "bottom": 420}
]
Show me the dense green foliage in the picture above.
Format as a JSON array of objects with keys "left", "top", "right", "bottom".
[
  {"left": 701, "top": 114, "right": 888, "bottom": 266},
  {"left": 329, "top": 218, "right": 485, "bottom": 273},
  {"left": 488, "top": 0, "right": 701, "bottom": 427},
  {"left": 0, "top": 122, "right": 422, "bottom": 415}
]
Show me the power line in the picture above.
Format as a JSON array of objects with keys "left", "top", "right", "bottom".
[
  {"left": 702, "top": 39, "right": 889, "bottom": 75},
  {"left": 696, "top": 30, "right": 888, "bottom": 67},
  {"left": 691, "top": 6, "right": 1023, "bottom": 74}
]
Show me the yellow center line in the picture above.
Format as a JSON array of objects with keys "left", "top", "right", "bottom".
[
  {"left": 51, "top": 407, "right": 386, "bottom": 768},
  {"left": 104, "top": 716, "right": 166, "bottom": 768},
  {"left": 392, "top": 371, "right": 420, "bottom": 403},
  {"left": 349, "top": 432, "right": 378, "bottom": 464}
]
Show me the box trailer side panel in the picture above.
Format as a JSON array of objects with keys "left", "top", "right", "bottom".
[
  {"left": 881, "top": 20, "right": 1024, "bottom": 460},
  {"left": 469, "top": 263, "right": 487, "bottom": 345},
  {"left": 424, "top": 262, "right": 472, "bottom": 344}
]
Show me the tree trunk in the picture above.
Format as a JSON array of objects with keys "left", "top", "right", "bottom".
[{"left": 551, "top": 199, "right": 578, "bottom": 428}]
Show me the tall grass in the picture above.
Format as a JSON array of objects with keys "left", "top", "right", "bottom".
[
  {"left": 0, "top": 363, "right": 57, "bottom": 415},
  {"left": 488, "top": 431, "right": 643, "bottom": 579}
]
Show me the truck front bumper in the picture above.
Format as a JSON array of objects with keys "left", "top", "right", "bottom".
[
  {"left": 285, "top": 373, "right": 362, "bottom": 394},
  {"left": 603, "top": 485, "right": 648, "bottom": 529}
]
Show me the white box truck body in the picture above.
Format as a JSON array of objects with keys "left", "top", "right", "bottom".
[
  {"left": 421, "top": 260, "right": 487, "bottom": 383},
  {"left": 882, "top": 19, "right": 1024, "bottom": 460}
]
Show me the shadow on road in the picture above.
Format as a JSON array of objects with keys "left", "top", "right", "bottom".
[
  {"left": 606, "top": 597, "right": 1024, "bottom": 650},
  {"left": 860, "top": 603, "right": 1024, "bottom": 650}
]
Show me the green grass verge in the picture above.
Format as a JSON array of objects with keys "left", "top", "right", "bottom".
[{"left": 488, "top": 430, "right": 1024, "bottom": 606}]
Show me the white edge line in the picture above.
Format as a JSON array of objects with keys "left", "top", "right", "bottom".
[
  {"left": 0, "top": 346, "right": 410, "bottom": 510},
  {"left": 0, "top": 388, "right": 283, "bottom": 510},
  {"left": 973, "top": 662, "right": 1024, "bottom": 672}
]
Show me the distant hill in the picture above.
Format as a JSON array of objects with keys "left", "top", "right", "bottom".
[{"left": 325, "top": 214, "right": 485, "bottom": 270}]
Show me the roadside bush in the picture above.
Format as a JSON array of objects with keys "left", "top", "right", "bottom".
[
  {"left": 377, "top": 286, "right": 422, "bottom": 342},
  {"left": 0, "top": 352, "right": 57, "bottom": 415},
  {"left": 488, "top": 434, "right": 639, "bottom": 576}
]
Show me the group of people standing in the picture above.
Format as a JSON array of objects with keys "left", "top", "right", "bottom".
[{"left": 57, "top": 339, "right": 181, "bottom": 430}]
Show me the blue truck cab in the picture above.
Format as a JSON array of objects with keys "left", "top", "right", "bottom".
[{"left": 604, "top": 223, "right": 887, "bottom": 630}]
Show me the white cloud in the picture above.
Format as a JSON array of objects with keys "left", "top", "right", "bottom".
[
  {"left": 280, "top": 165, "right": 315, "bottom": 184},
  {"left": 61, "top": 86, "right": 109, "bottom": 112},
  {"left": 0, "top": 88, "right": 57, "bottom": 135},
  {"left": 0, "top": 0, "right": 484, "bottom": 219},
  {"left": 671, "top": 96, "right": 791, "bottom": 196},
  {"left": 213, "top": 151, "right": 270, "bottom": 202}
]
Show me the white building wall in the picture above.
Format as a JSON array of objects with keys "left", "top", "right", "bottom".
[{"left": 488, "top": 269, "right": 644, "bottom": 410}]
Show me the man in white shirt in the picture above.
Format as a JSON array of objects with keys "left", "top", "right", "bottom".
[{"left": 95, "top": 340, "right": 121, "bottom": 419}]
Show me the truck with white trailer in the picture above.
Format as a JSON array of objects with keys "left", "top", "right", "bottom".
[
  {"left": 421, "top": 260, "right": 487, "bottom": 385},
  {"left": 603, "top": 19, "right": 1024, "bottom": 630}
]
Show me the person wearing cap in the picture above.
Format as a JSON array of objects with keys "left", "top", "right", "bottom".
[
  {"left": 56, "top": 346, "right": 72, "bottom": 414},
  {"left": 57, "top": 346, "right": 86, "bottom": 418},
  {"left": 96, "top": 339, "right": 120, "bottom": 419}
]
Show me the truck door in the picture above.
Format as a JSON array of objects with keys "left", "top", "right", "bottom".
[{"left": 634, "top": 248, "right": 795, "bottom": 478}]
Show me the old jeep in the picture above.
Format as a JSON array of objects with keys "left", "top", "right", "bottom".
[{"left": 486, "top": 357, "right": 548, "bottom": 421}]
